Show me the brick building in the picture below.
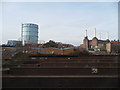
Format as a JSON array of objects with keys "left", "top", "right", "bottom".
[
  {"left": 81, "top": 29, "right": 110, "bottom": 51},
  {"left": 106, "top": 41, "right": 120, "bottom": 53}
]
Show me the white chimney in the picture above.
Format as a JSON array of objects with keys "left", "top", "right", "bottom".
[
  {"left": 85, "top": 29, "right": 87, "bottom": 37},
  {"left": 106, "top": 32, "right": 109, "bottom": 39},
  {"left": 94, "top": 28, "right": 96, "bottom": 37},
  {"left": 99, "top": 33, "right": 101, "bottom": 40}
]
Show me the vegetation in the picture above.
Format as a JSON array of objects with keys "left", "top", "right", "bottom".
[
  {"left": 43, "top": 40, "right": 58, "bottom": 48},
  {"left": 12, "top": 52, "right": 29, "bottom": 60},
  {"left": 70, "top": 49, "right": 93, "bottom": 56},
  {"left": 3, "top": 52, "right": 30, "bottom": 66}
]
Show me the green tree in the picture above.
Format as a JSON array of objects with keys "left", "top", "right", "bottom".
[
  {"left": 70, "top": 49, "right": 93, "bottom": 56},
  {"left": 43, "top": 40, "right": 58, "bottom": 48}
]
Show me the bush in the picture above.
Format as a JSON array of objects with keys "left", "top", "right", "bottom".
[
  {"left": 70, "top": 49, "right": 93, "bottom": 56},
  {"left": 43, "top": 40, "right": 58, "bottom": 48}
]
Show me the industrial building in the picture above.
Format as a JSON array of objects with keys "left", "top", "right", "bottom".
[
  {"left": 80, "top": 28, "right": 120, "bottom": 53},
  {"left": 80, "top": 28, "right": 110, "bottom": 51},
  {"left": 21, "top": 23, "right": 39, "bottom": 45}
]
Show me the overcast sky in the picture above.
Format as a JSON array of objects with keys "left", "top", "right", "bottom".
[{"left": 1, "top": 2, "right": 118, "bottom": 46}]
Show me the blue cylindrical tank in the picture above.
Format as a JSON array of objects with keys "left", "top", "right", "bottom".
[{"left": 21, "top": 23, "right": 38, "bottom": 45}]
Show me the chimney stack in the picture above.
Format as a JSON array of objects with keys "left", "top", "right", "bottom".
[
  {"left": 99, "top": 33, "right": 101, "bottom": 40},
  {"left": 106, "top": 32, "right": 109, "bottom": 40},
  {"left": 94, "top": 28, "right": 96, "bottom": 37},
  {"left": 85, "top": 29, "right": 87, "bottom": 37}
]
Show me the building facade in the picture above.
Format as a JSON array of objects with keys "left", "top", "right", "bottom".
[{"left": 106, "top": 41, "right": 120, "bottom": 53}]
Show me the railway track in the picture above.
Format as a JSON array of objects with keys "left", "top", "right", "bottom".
[{"left": 2, "top": 55, "right": 120, "bottom": 89}]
